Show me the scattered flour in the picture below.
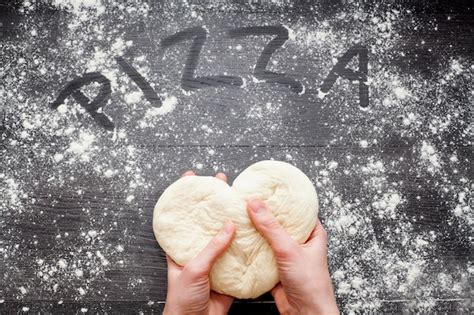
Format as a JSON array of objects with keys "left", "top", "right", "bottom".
[
  {"left": 146, "top": 96, "right": 178, "bottom": 117},
  {"left": 67, "top": 132, "right": 96, "bottom": 160},
  {"left": 0, "top": 1, "right": 470, "bottom": 313},
  {"left": 420, "top": 141, "right": 442, "bottom": 173},
  {"left": 52, "top": 0, "right": 105, "bottom": 15}
]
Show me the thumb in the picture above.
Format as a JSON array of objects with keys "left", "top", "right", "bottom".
[
  {"left": 183, "top": 220, "right": 235, "bottom": 279},
  {"left": 165, "top": 254, "right": 182, "bottom": 282},
  {"left": 247, "top": 199, "right": 299, "bottom": 260}
]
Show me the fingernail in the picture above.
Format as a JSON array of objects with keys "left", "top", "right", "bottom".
[
  {"left": 249, "top": 199, "right": 266, "bottom": 214},
  {"left": 216, "top": 221, "right": 233, "bottom": 241},
  {"left": 224, "top": 221, "right": 234, "bottom": 234}
]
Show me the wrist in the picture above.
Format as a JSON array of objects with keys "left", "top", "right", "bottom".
[
  {"left": 312, "top": 301, "right": 339, "bottom": 315},
  {"left": 302, "top": 277, "right": 339, "bottom": 315},
  {"left": 296, "top": 297, "right": 338, "bottom": 315},
  {"left": 163, "top": 307, "right": 208, "bottom": 315}
]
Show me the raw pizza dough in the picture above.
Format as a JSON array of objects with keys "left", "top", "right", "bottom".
[{"left": 153, "top": 160, "right": 318, "bottom": 299}]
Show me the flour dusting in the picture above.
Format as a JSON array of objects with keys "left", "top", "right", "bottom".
[{"left": 0, "top": 0, "right": 471, "bottom": 313}]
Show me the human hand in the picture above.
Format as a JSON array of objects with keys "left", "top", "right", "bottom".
[
  {"left": 163, "top": 171, "right": 236, "bottom": 315},
  {"left": 247, "top": 199, "right": 339, "bottom": 315}
]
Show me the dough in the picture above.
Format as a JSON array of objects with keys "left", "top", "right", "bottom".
[{"left": 153, "top": 160, "right": 318, "bottom": 299}]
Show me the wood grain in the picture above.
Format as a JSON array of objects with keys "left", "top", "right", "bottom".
[{"left": 0, "top": 1, "right": 472, "bottom": 313}]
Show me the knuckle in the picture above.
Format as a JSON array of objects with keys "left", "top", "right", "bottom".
[
  {"left": 209, "top": 236, "right": 225, "bottom": 249},
  {"left": 264, "top": 217, "right": 282, "bottom": 231},
  {"left": 183, "top": 263, "right": 205, "bottom": 278},
  {"left": 275, "top": 240, "right": 299, "bottom": 259}
]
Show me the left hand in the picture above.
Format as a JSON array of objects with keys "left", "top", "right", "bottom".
[{"left": 163, "top": 171, "right": 236, "bottom": 315}]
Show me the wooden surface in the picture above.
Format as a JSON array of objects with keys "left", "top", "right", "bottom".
[{"left": 0, "top": 0, "right": 472, "bottom": 313}]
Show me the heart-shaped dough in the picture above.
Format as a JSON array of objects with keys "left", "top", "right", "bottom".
[{"left": 153, "top": 160, "right": 318, "bottom": 299}]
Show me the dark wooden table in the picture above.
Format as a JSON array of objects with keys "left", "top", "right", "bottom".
[{"left": 1, "top": 0, "right": 472, "bottom": 313}]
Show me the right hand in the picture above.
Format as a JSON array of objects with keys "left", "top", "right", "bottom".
[
  {"left": 247, "top": 199, "right": 339, "bottom": 315},
  {"left": 163, "top": 171, "right": 236, "bottom": 315}
]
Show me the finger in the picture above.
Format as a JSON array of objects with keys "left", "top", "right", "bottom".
[
  {"left": 304, "top": 219, "right": 328, "bottom": 246},
  {"left": 215, "top": 172, "right": 227, "bottom": 182},
  {"left": 304, "top": 220, "right": 319, "bottom": 242},
  {"left": 306, "top": 227, "right": 317, "bottom": 242},
  {"left": 247, "top": 199, "right": 299, "bottom": 260},
  {"left": 181, "top": 170, "right": 195, "bottom": 177},
  {"left": 271, "top": 284, "right": 292, "bottom": 314},
  {"left": 270, "top": 283, "right": 284, "bottom": 299},
  {"left": 184, "top": 220, "right": 236, "bottom": 278},
  {"left": 209, "top": 291, "right": 234, "bottom": 313},
  {"left": 166, "top": 254, "right": 182, "bottom": 280}
]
